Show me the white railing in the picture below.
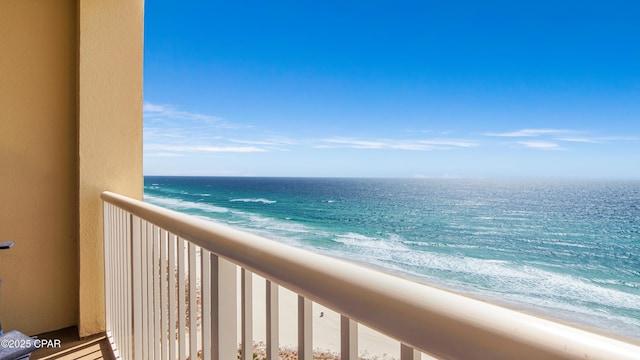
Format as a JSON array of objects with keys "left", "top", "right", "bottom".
[{"left": 102, "top": 191, "right": 640, "bottom": 360}]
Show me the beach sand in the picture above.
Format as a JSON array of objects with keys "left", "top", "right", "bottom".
[
  {"left": 248, "top": 275, "right": 406, "bottom": 359},
  {"left": 190, "top": 248, "right": 427, "bottom": 359}
]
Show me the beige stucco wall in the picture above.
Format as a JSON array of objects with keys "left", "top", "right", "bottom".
[
  {"left": 0, "top": 0, "right": 79, "bottom": 335},
  {"left": 0, "top": 0, "right": 143, "bottom": 336},
  {"left": 78, "top": 0, "right": 144, "bottom": 337}
]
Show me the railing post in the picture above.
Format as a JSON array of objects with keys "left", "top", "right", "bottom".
[
  {"left": 104, "top": 203, "right": 111, "bottom": 334},
  {"left": 104, "top": 203, "right": 119, "bottom": 356}
]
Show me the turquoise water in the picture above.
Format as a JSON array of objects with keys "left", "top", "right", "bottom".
[{"left": 144, "top": 176, "right": 640, "bottom": 339}]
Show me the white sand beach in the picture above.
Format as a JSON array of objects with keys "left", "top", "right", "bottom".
[
  {"left": 248, "top": 275, "right": 403, "bottom": 359},
  {"left": 188, "top": 247, "right": 431, "bottom": 359}
]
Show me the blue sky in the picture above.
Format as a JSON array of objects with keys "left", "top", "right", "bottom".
[{"left": 143, "top": 1, "right": 640, "bottom": 178}]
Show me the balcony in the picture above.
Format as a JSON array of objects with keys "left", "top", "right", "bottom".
[
  {"left": 3, "top": 2, "right": 640, "bottom": 359},
  {"left": 99, "top": 191, "right": 640, "bottom": 360}
]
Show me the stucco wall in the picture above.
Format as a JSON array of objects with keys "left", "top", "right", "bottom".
[
  {"left": 77, "top": 0, "right": 144, "bottom": 337},
  {"left": 0, "top": 0, "right": 143, "bottom": 336},
  {"left": 0, "top": 0, "right": 79, "bottom": 335}
]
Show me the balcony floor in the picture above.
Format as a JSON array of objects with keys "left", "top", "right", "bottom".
[{"left": 31, "top": 327, "right": 115, "bottom": 360}]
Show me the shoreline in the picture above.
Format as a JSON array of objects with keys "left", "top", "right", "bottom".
[{"left": 325, "top": 254, "right": 640, "bottom": 345}]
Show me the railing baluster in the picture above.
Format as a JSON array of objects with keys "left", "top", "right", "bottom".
[
  {"left": 212, "top": 256, "right": 237, "bottom": 360},
  {"left": 401, "top": 344, "right": 420, "bottom": 360},
  {"left": 125, "top": 211, "right": 133, "bottom": 360},
  {"left": 142, "top": 222, "right": 150, "bottom": 359},
  {"left": 178, "top": 237, "right": 187, "bottom": 360},
  {"left": 118, "top": 210, "right": 131, "bottom": 359},
  {"left": 118, "top": 207, "right": 125, "bottom": 359},
  {"left": 202, "top": 250, "right": 212, "bottom": 360},
  {"left": 298, "top": 296, "right": 312, "bottom": 360},
  {"left": 153, "top": 226, "right": 162, "bottom": 359},
  {"left": 129, "top": 216, "right": 143, "bottom": 359},
  {"left": 340, "top": 315, "right": 358, "bottom": 360},
  {"left": 189, "top": 243, "right": 198, "bottom": 360},
  {"left": 160, "top": 230, "right": 169, "bottom": 360},
  {"left": 144, "top": 222, "right": 159, "bottom": 359},
  {"left": 115, "top": 208, "right": 121, "bottom": 358},
  {"left": 241, "top": 269, "right": 253, "bottom": 360},
  {"left": 125, "top": 210, "right": 130, "bottom": 359},
  {"left": 266, "top": 280, "right": 279, "bottom": 360},
  {"left": 211, "top": 254, "right": 218, "bottom": 360},
  {"left": 168, "top": 234, "right": 177, "bottom": 360}
]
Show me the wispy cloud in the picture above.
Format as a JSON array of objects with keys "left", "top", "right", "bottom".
[
  {"left": 517, "top": 141, "right": 563, "bottom": 150},
  {"left": 143, "top": 102, "right": 280, "bottom": 156},
  {"left": 556, "top": 137, "right": 601, "bottom": 143},
  {"left": 144, "top": 103, "right": 222, "bottom": 122},
  {"left": 598, "top": 136, "right": 640, "bottom": 142},
  {"left": 230, "top": 137, "right": 299, "bottom": 147},
  {"left": 418, "top": 139, "right": 478, "bottom": 148},
  {"left": 145, "top": 144, "right": 267, "bottom": 153},
  {"left": 484, "top": 128, "right": 640, "bottom": 151},
  {"left": 319, "top": 137, "right": 478, "bottom": 151},
  {"left": 486, "top": 129, "right": 568, "bottom": 137},
  {"left": 145, "top": 152, "right": 185, "bottom": 157}
]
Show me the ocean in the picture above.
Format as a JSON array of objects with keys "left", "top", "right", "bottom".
[{"left": 143, "top": 176, "right": 640, "bottom": 340}]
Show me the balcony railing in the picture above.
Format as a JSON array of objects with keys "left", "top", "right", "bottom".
[{"left": 102, "top": 191, "right": 640, "bottom": 360}]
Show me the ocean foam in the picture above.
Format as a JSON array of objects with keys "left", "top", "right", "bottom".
[
  {"left": 230, "top": 198, "right": 277, "bottom": 204},
  {"left": 144, "top": 194, "right": 229, "bottom": 213},
  {"left": 333, "top": 232, "right": 407, "bottom": 251}
]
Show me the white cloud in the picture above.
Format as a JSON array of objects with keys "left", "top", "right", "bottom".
[
  {"left": 598, "top": 136, "right": 640, "bottom": 142},
  {"left": 145, "top": 152, "right": 185, "bottom": 157},
  {"left": 486, "top": 129, "right": 568, "bottom": 137},
  {"left": 145, "top": 144, "right": 267, "bottom": 153},
  {"left": 230, "top": 137, "right": 299, "bottom": 146},
  {"left": 320, "top": 138, "right": 388, "bottom": 149},
  {"left": 319, "top": 137, "right": 478, "bottom": 151},
  {"left": 518, "top": 141, "right": 562, "bottom": 150},
  {"left": 143, "top": 102, "right": 222, "bottom": 122},
  {"left": 143, "top": 101, "right": 286, "bottom": 157},
  {"left": 556, "top": 137, "right": 601, "bottom": 143},
  {"left": 418, "top": 139, "right": 478, "bottom": 148}
]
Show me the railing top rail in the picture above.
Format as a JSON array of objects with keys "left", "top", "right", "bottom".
[{"left": 101, "top": 191, "right": 640, "bottom": 360}]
